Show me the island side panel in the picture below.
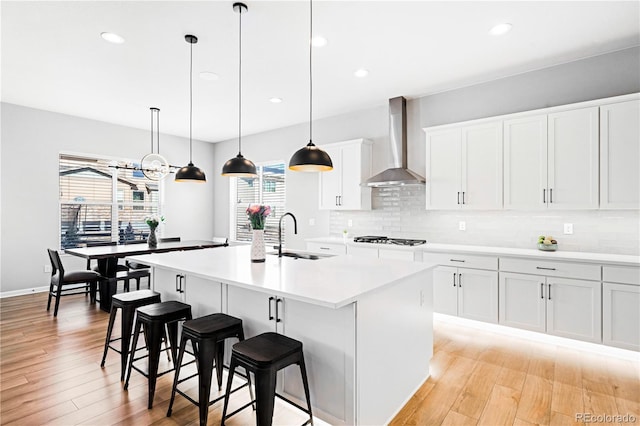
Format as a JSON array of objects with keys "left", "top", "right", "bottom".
[{"left": 356, "top": 269, "right": 433, "bottom": 425}]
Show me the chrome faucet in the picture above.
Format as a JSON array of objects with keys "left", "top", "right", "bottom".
[{"left": 278, "top": 212, "right": 297, "bottom": 257}]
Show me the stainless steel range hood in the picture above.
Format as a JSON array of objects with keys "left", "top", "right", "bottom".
[{"left": 365, "top": 96, "right": 425, "bottom": 187}]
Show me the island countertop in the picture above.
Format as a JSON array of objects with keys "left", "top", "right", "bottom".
[{"left": 127, "top": 245, "right": 435, "bottom": 309}]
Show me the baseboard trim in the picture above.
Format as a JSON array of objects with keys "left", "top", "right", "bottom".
[{"left": 0, "top": 286, "right": 49, "bottom": 299}]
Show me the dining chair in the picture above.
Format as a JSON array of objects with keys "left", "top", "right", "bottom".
[{"left": 47, "top": 249, "right": 105, "bottom": 317}]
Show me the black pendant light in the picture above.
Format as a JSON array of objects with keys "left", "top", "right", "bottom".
[
  {"left": 289, "top": 0, "right": 333, "bottom": 172},
  {"left": 175, "top": 34, "right": 206, "bottom": 182},
  {"left": 222, "top": 2, "right": 257, "bottom": 177}
]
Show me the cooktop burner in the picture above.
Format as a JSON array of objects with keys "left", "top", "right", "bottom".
[{"left": 353, "top": 236, "right": 426, "bottom": 246}]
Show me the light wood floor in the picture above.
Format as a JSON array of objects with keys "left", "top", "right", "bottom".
[{"left": 1, "top": 293, "right": 638, "bottom": 425}]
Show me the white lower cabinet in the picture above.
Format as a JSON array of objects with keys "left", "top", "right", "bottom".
[
  {"left": 306, "top": 241, "right": 346, "bottom": 255},
  {"left": 152, "top": 267, "right": 223, "bottom": 317},
  {"left": 499, "top": 272, "right": 602, "bottom": 343},
  {"left": 226, "top": 285, "right": 355, "bottom": 425},
  {"left": 602, "top": 265, "right": 640, "bottom": 351},
  {"left": 433, "top": 265, "right": 498, "bottom": 323}
]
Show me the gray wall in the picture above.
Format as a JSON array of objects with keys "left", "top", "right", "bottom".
[
  {"left": 1, "top": 103, "right": 216, "bottom": 294},
  {"left": 213, "top": 47, "right": 640, "bottom": 254}
]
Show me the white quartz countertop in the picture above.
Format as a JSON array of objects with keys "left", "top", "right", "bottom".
[
  {"left": 127, "top": 246, "right": 435, "bottom": 309},
  {"left": 422, "top": 243, "right": 640, "bottom": 266}
]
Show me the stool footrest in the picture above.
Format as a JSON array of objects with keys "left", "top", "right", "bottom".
[
  {"left": 275, "top": 393, "right": 313, "bottom": 417},
  {"left": 176, "top": 381, "right": 249, "bottom": 409}
]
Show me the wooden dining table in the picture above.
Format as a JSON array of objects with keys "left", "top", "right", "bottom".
[{"left": 64, "top": 240, "right": 227, "bottom": 311}]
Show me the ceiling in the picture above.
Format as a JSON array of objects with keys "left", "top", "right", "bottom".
[{"left": 2, "top": 1, "right": 639, "bottom": 143}]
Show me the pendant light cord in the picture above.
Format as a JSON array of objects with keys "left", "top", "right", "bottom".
[
  {"left": 309, "top": 0, "right": 313, "bottom": 144},
  {"left": 238, "top": 6, "right": 243, "bottom": 155},
  {"left": 150, "top": 108, "right": 160, "bottom": 154},
  {"left": 150, "top": 108, "right": 154, "bottom": 153},
  {"left": 189, "top": 39, "right": 194, "bottom": 163}
]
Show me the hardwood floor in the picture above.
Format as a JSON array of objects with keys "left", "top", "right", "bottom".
[{"left": 1, "top": 292, "right": 638, "bottom": 425}]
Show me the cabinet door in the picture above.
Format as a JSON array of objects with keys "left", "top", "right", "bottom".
[
  {"left": 600, "top": 100, "right": 640, "bottom": 209},
  {"left": 226, "top": 286, "right": 276, "bottom": 338},
  {"left": 318, "top": 145, "right": 342, "bottom": 210},
  {"left": 499, "top": 272, "right": 546, "bottom": 332},
  {"left": 457, "top": 268, "right": 498, "bottom": 323},
  {"left": 339, "top": 143, "right": 363, "bottom": 210},
  {"left": 432, "top": 266, "right": 458, "bottom": 315},
  {"left": 426, "top": 128, "right": 461, "bottom": 209},
  {"left": 151, "top": 267, "right": 185, "bottom": 302},
  {"left": 462, "top": 122, "right": 503, "bottom": 209},
  {"left": 547, "top": 107, "right": 599, "bottom": 209},
  {"left": 279, "top": 298, "right": 356, "bottom": 425},
  {"left": 347, "top": 245, "right": 378, "bottom": 258},
  {"left": 504, "top": 115, "right": 547, "bottom": 209},
  {"left": 546, "top": 277, "right": 601, "bottom": 343},
  {"left": 603, "top": 282, "right": 640, "bottom": 351},
  {"left": 183, "top": 276, "right": 223, "bottom": 318}
]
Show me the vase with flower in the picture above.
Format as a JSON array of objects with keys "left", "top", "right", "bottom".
[
  {"left": 246, "top": 204, "right": 271, "bottom": 262},
  {"left": 145, "top": 215, "right": 164, "bottom": 248}
]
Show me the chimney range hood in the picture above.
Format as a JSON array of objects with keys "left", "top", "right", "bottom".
[{"left": 365, "top": 96, "right": 425, "bottom": 187}]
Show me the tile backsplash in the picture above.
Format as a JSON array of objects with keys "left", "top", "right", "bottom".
[{"left": 329, "top": 187, "right": 640, "bottom": 255}]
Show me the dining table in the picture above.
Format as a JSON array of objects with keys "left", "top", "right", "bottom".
[{"left": 64, "top": 240, "right": 227, "bottom": 311}]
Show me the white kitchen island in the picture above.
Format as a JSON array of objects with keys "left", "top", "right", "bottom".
[{"left": 127, "top": 245, "right": 435, "bottom": 425}]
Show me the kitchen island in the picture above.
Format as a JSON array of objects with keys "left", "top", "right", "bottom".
[{"left": 127, "top": 245, "right": 435, "bottom": 425}]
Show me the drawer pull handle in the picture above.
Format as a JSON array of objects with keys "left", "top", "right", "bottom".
[
  {"left": 450, "top": 259, "right": 466, "bottom": 263},
  {"left": 536, "top": 266, "right": 556, "bottom": 271},
  {"left": 462, "top": 192, "right": 465, "bottom": 205},
  {"left": 275, "top": 298, "right": 283, "bottom": 323},
  {"left": 458, "top": 273, "right": 462, "bottom": 288},
  {"left": 320, "top": 247, "right": 330, "bottom": 250},
  {"left": 540, "top": 282, "right": 544, "bottom": 299},
  {"left": 268, "top": 296, "right": 275, "bottom": 321},
  {"left": 548, "top": 283, "right": 551, "bottom": 300},
  {"left": 453, "top": 273, "right": 456, "bottom": 287},
  {"left": 549, "top": 188, "right": 553, "bottom": 203},
  {"left": 543, "top": 188, "right": 546, "bottom": 203}
]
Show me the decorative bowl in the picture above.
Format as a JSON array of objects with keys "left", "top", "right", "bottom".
[{"left": 537, "top": 243, "right": 558, "bottom": 252}]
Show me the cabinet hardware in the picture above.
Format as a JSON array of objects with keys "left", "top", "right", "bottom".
[
  {"left": 275, "top": 298, "right": 283, "bottom": 323},
  {"left": 335, "top": 195, "right": 339, "bottom": 206},
  {"left": 543, "top": 188, "right": 546, "bottom": 203},
  {"left": 457, "top": 192, "right": 461, "bottom": 205},
  {"left": 462, "top": 192, "right": 465, "bottom": 204},
  {"left": 450, "top": 259, "right": 466, "bottom": 263},
  {"left": 540, "top": 282, "right": 544, "bottom": 299},
  {"left": 175, "top": 275, "right": 180, "bottom": 292},
  {"left": 177, "top": 275, "right": 185, "bottom": 293},
  {"left": 548, "top": 284, "right": 551, "bottom": 300},
  {"left": 452, "top": 272, "right": 456, "bottom": 287},
  {"left": 268, "top": 296, "right": 275, "bottom": 320},
  {"left": 320, "top": 247, "right": 330, "bottom": 250},
  {"left": 338, "top": 196, "right": 342, "bottom": 206},
  {"left": 536, "top": 266, "right": 556, "bottom": 271},
  {"left": 458, "top": 273, "right": 462, "bottom": 288},
  {"left": 549, "top": 188, "right": 553, "bottom": 203}
]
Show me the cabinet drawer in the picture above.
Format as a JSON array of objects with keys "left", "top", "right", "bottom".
[
  {"left": 500, "top": 257, "right": 600, "bottom": 281},
  {"left": 423, "top": 252, "right": 498, "bottom": 270},
  {"left": 306, "top": 242, "right": 346, "bottom": 255},
  {"left": 347, "top": 245, "right": 378, "bottom": 258},
  {"left": 603, "top": 265, "right": 640, "bottom": 285},
  {"left": 379, "top": 249, "right": 416, "bottom": 261}
]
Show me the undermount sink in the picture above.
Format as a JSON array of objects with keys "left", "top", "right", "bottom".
[{"left": 267, "top": 251, "right": 333, "bottom": 260}]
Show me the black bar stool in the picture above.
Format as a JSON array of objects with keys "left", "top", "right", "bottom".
[
  {"left": 123, "top": 301, "right": 192, "bottom": 408},
  {"left": 100, "top": 289, "right": 161, "bottom": 380},
  {"left": 167, "top": 313, "right": 253, "bottom": 426},
  {"left": 221, "top": 332, "right": 313, "bottom": 426}
]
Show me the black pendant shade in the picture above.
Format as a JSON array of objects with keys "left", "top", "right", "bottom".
[
  {"left": 176, "top": 34, "right": 206, "bottom": 183},
  {"left": 175, "top": 162, "right": 207, "bottom": 182},
  {"left": 222, "top": 2, "right": 257, "bottom": 177},
  {"left": 289, "top": 141, "right": 333, "bottom": 172}
]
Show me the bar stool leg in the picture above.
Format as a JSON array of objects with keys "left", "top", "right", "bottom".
[
  {"left": 196, "top": 339, "right": 216, "bottom": 426},
  {"left": 255, "top": 368, "right": 277, "bottom": 426},
  {"left": 123, "top": 319, "right": 143, "bottom": 391},
  {"left": 299, "top": 354, "right": 314, "bottom": 425},
  {"left": 220, "top": 357, "right": 238, "bottom": 426},
  {"left": 100, "top": 305, "right": 118, "bottom": 368},
  {"left": 214, "top": 340, "right": 225, "bottom": 391},
  {"left": 145, "top": 321, "right": 165, "bottom": 409},
  {"left": 119, "top": 305, "right": 136, "bottom": 381},
  {"left": 167, "top": 334, "right": 189, "bottom": 417}
]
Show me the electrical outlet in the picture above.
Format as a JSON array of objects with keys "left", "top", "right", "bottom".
[
  {"left": 564, "top": 223, "right": 573, "bottom": 235},
  {"left": 308, "top": 218, "right": 315, "bottom": 226},
  {"left": 44, "top": 265, "right": 52, "bottom": 273},
  {"left": 459, "top": 221, "right": 466, "bottom": 231},
  {"left": 348, "top": 219, "right": 353, "bottom": 227}
]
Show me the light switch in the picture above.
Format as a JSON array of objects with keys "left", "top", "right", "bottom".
[
  {"left": 564, "top": 223, "right": 573, "bottom": 235},
  {"left": 348, "top": 219, "right": 353, "bottom": 227},
  {"left": 308, "top": 218, "right": 315, "bottom": 226},
  {"left": 459, "top": 221, "right": 466, "bottom": 231}
]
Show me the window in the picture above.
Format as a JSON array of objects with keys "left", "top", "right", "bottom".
[
  {"left": 231, "top": 162, "right": 285, "bottom": 246},
  {"left": 59, "top": 154, "right": 160, "bottom": 248}
]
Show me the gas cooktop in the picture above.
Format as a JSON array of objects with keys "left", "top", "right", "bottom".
[{"left": 353, "top": 236, "right": 427, "bottom": 246}]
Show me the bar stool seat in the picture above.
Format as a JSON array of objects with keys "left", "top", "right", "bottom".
[
  {"left": 124, "top": 300, "right": 192, "bottom": 409},
  {"left": 100, "top": 290, "right": 161, "bottom": 380},
  {"left": 221, "top": 332, "right": 313, "bottom": 426},
  {"left": 167, "top": 313, "right": 252, "bottom": 426}
]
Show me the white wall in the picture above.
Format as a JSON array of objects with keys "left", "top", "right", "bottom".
[{"left": 0, "top": 103, "right": 216, "bottom": 294}]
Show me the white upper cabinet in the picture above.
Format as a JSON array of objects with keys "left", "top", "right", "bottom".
[
  {"left": 318, "top": 139, "right": 372, "bottom": 210},
  {"left": 426, "top": 121, "right": 502, "bottom": 210},
  {"left": 600, "top": 100, "right": 640, "bottom": 209},
  {"left": 504, "top": 107, "right": 599, "bottom": 209}
]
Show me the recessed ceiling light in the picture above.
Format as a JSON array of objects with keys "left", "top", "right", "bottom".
[
  {"left": 311, "top": 36, "right": 327, "bottom": 47},
  {"left": 354, "top": 68, "right": 369, "bottom": 78},
  {"left": 199, "top": 72, "right": 219, "bottom": 81},
  {"left": 269, "top": 97, "right": 283, "bottom": 104},
  {"left": 489, "top": 23, "right": 512, "bottom": 36},
  {"left": 100, "top": 32, "right": 125, "bottom": 44}
]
